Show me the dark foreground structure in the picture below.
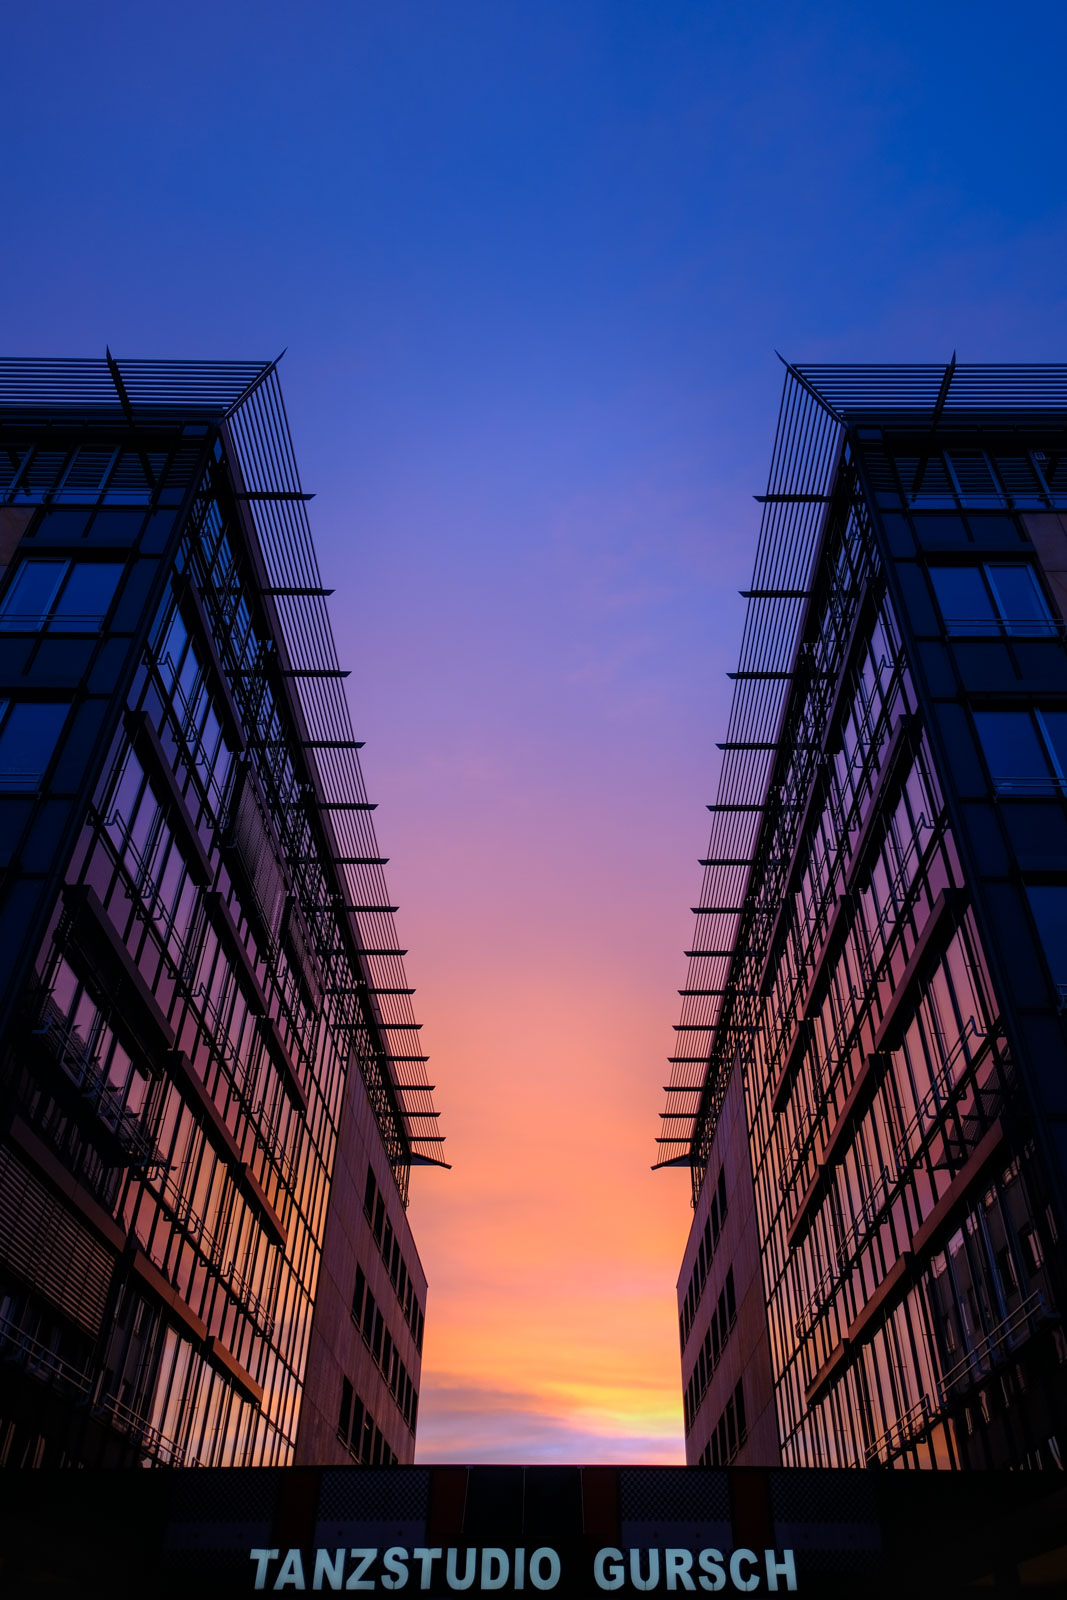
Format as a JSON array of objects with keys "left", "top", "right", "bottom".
[
  {"left": 0, "top": 357, "right": 443, "bottom": 1469},
  {"left": 0, "top": 1463, "right": 1064, "bottom": 1597},
  {"left": 662, "top": 363, "right": 1067, "bottom": 1471}
]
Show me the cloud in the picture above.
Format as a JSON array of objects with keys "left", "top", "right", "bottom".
[{"left": 415, "top": 1379, "right": 682, "bottom": 1465}]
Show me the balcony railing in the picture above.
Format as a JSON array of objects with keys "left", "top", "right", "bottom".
[
  {"left": 863, "top": 1393, "right": 934, "bottom": 1466},
  {"left": 862, "top": 1291, "right": 1050, "bottom": 1467},
  {"left": 993, "top": 776, "right": 1067, "bottom": 797},
  {"left": 939, "top": 1290, "right": 1048, "bottom": 1397},
  {"left": 32, "top": 1004, "right": 163, "bottom": 1170},
  {"left": 0, "top": 610, "right": 113, "bottom": 634},
  {"left": 155, "top": 1168, "right": 276, "bottom": 1336},
  {"left": 942, "top": 617, "right": 1065, "bottom": 639},
  {"left": 95, "top": 1390, "right": 194, "bottom": 1468},
  {"left": 222, "top": 1259, "right": 276, "bottom": 1338},
  {"left": 0, "top": 1312, "right": 93, "bottom": 1399},
  {"left": 795, "top": 1020, "right": 997, "bottom": 1340}
]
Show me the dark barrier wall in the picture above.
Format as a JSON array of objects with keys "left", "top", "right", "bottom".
[{"left": 1, "top": 1465, "right": 1065, "bottom": 1599}]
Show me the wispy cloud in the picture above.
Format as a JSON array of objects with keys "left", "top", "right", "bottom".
[{"left": 416, "top": 1379, "right": 682, "bottom": 1465}]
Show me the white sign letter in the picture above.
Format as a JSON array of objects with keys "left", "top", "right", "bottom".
[
  {"left": 728, "top": 1551, "right": 759, "bottom": 1593},
  {"left": 347, "top": 1551, "right": 378, "bottom": 1592},
  {"left": 594, "top": 1549, "right": 625, "bottom": 1592},
  {"left": 666, "top": 1551, "right": 695, "bottom": 1592},
  {"left": 275, "top": 1549, "right": 306, "bottom": 1591},
  {"left": 481, "top": 1550, "right": 509, "bottom": 1590},
  {"left": 251, "top": 1551, "right": 280, "bottom": 1591},
  {"left": 412, "top": 1550, "right": 442, "bottom": 1591},
  {"left": 697, "top": 1551, "right": 725, "bottom": 1593},
  {"left": 445, "top": 1550, "right": 477, "bottom": 1591},
  {"left": 529, "top": 1549, "right": 561, "bottom": 1591},
  {"left": 630, "top": 1550, "right": 660, "bottom": 1592},
  {"left": 383, "top": 1548, "right": 410, "bottom": 1590},
  {"left": 764, "top": 1551, "right": 796, "bottom": 1593},
  {"left": 314, "top": 1549, "right": 345, "bottom": 1590}
]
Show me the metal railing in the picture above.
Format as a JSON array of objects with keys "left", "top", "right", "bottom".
[
  {"left": 32, "top": 1004, "right": 163, "bottom": 1169},
  {"left": 794, "top": 1019, "right": 995, "bottom": 1339},
  {"left": 864, "top": 1393, "right": 934, "bottom": 1466},
  {"left": 95, "top": 1390, "right": 193, "bottom": 1468},
  {"left": 939, "top": 1290, "right": 1048, "bottom": 1397},
  {"left": 994, "top": 775, "right": 1067, "bottom": 797},
  {"left": 0, "top": 1313, "right": 93, "bottom": 1398},
  {"left": 222, "top": 1259, "right": 276, "bottom": 1338},
  {"left": 155, "top": 1169, "right": 276, "bottom": 1336},
  {"left": 942, "top": 616, "right": 1065, "bottom": 639},
  {"left": 862, "top": 1291, "right": 1050, "bottom": 1467},
  {"left": 892, "top": 1016, "right": 989, "bottom": 1172}
]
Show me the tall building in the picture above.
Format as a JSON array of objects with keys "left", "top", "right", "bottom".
[
  {"left": 660, "top": 361, "right": 1067, "bottom": 1471},
  {"left": 0, "top": 356, "right": 444, "bottom": 1469}
]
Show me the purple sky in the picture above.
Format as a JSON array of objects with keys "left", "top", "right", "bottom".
[{"left": 6, "top": 0, "right": 1067, "bottom": 1459}]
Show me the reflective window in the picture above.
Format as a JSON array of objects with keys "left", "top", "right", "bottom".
[
  {"left": 0, "top": 699, "right": 69, "bottom": 789},
  {"left": 53, "top": 563, "right": 124, "bottom": 626},
  {"left": 0, "top": 558, "right": 123, "bottom": 631},
  {"left": 929, "top": 567, "right": 995, "bottom": 631},
  {"left": 973, "top": 711, "right": 1060, "bottom": 793},
  {"left": 0, "top": 560, "right": 66, "bottom": 628},
  {"left": 1025, "top": 885, "right": 1067, "bottom": 992},
  {"left": 930, "top": 562, "right": 1054, "bottom": 636},
  {"left": 987, "top": 565, "right": 1053, "bottom": 629},
  {"left": 1038, "top": 711, "right": 1067, "bottom": 779}
]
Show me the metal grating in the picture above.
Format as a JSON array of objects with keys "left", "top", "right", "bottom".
[
  {"left": 657, "top": 357, "right": 1067, "bottom": 1199},
  {"left": 0, "top": 353, "right": 443, "bottom": 1183},
  {"left": 0, "top": 356, "right": 274, "bottom": 417},
  {"left": 657, "top": 367, "right": 842, "bottom": 1184},
  {"left": 794, "top": 361, "right": 1067, "bottom": 418},
  {"left": 221, "top": 369, "right": 443, "bottom": 1174}
]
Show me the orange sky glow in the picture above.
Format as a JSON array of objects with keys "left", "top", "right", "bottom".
[{"left": 326, "top": 475, "right": 756, "bottom": 1462}]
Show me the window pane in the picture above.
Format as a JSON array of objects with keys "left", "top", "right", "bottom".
[
  {"left": 52, "top": 563, "right": 124, "bottom": 629},
  {"left": 0, "top": 701, "right": 69, "bottom": 789},
  {"left": 929, "top": 567, "right": 995, "bottom": 634},
  {"left": 973, "top": 712, "right": 1049, "bottom": 786},
  {"left": 1038, "top": 712, "right": 1067, "bottom": 779},
  {"left": 0, "top": 560, "right": 67, "bottom": 631},
  {"left": 986, "top": 565, "right": 1053, "bottom": 632},
  {"left": 1026, "top": 885, "right": 1067, "bottom": 990}
]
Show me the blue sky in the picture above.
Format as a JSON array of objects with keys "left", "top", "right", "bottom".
[{"left": 7, "top": 0, "right": 1066, "bottom": 1460}]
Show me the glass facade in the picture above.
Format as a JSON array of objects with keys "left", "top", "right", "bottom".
[
  {"left": 0, "top": 359, "right": 439, "bottom": 1469},
  {"left": 668, "top": 365, "right": 1067, "bottom": 1472}
]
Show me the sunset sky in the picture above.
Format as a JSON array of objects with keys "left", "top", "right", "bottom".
[{"left": 6, "top": 0, "right": 1067, "bottom": 1461}]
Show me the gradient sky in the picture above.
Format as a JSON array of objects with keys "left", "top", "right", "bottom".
[{"left": 6, "top": 0, "right": 1067, "bottom": 1461}]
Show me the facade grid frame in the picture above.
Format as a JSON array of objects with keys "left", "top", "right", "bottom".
[
  {"left": 0, "top": 356, "right": 440, "bottom": 1471},
  {"left": 663, "top": 362, "right": 1067, "bottom": 1473}
]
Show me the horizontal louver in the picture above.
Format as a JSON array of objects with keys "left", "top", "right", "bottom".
[
  {"left": 947, "top": 450, "right": 1000, "bottom": 500},
  {"left": 894, "top": 455, "right": 954, "bottom": 500},
  {"left": 60, "top": 449, "right": 114, "bottom": 494},
  {"left": 22, "top": 450, "right": 68, "bottom": 495},
  {"left": 0, "top": 1148, "right": 114, "bottom": 1334},
  {"left": 0, "top": 446, "right": 31, "bottom": 494},
  {"left": 104, "top": 452, "right": 153, "bottom": 497},
  {"left": 232, "top": 773, "right": 287, "bottom": 943},
  {"left": 1034, "top": 451, "right": 1066, "bottom": 497},
  {"left": 161, "top": 445, "right": 206, "bottom": 495},
  {"left": 855, "top": 446, "right": 898, "bottom": 495},
  {"left": 993, "top": 454, "right": 1044, "bottom": 502}
]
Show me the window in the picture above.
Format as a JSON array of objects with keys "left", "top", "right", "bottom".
[
  {"left": 0, "top": 558, "right": 123, "bottom": 632},
  {"left": 1025, "top": 884, "right": 1067, "bottom": 993},
  {"left": 1020, "top": 1226, "right": 1044, "bottom": 1272},
  {"left": 929, "top": 563, "right": 1055, "bottom": 637},
  {"left": 0, "top": 700, "right": 69, "bottom": 790},
  {"left": 338, "top": 1376, "right": 353, "bottom": 1441},
  {"left": 974, "top": 709, "right": 1067, "bottom": 795}
]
